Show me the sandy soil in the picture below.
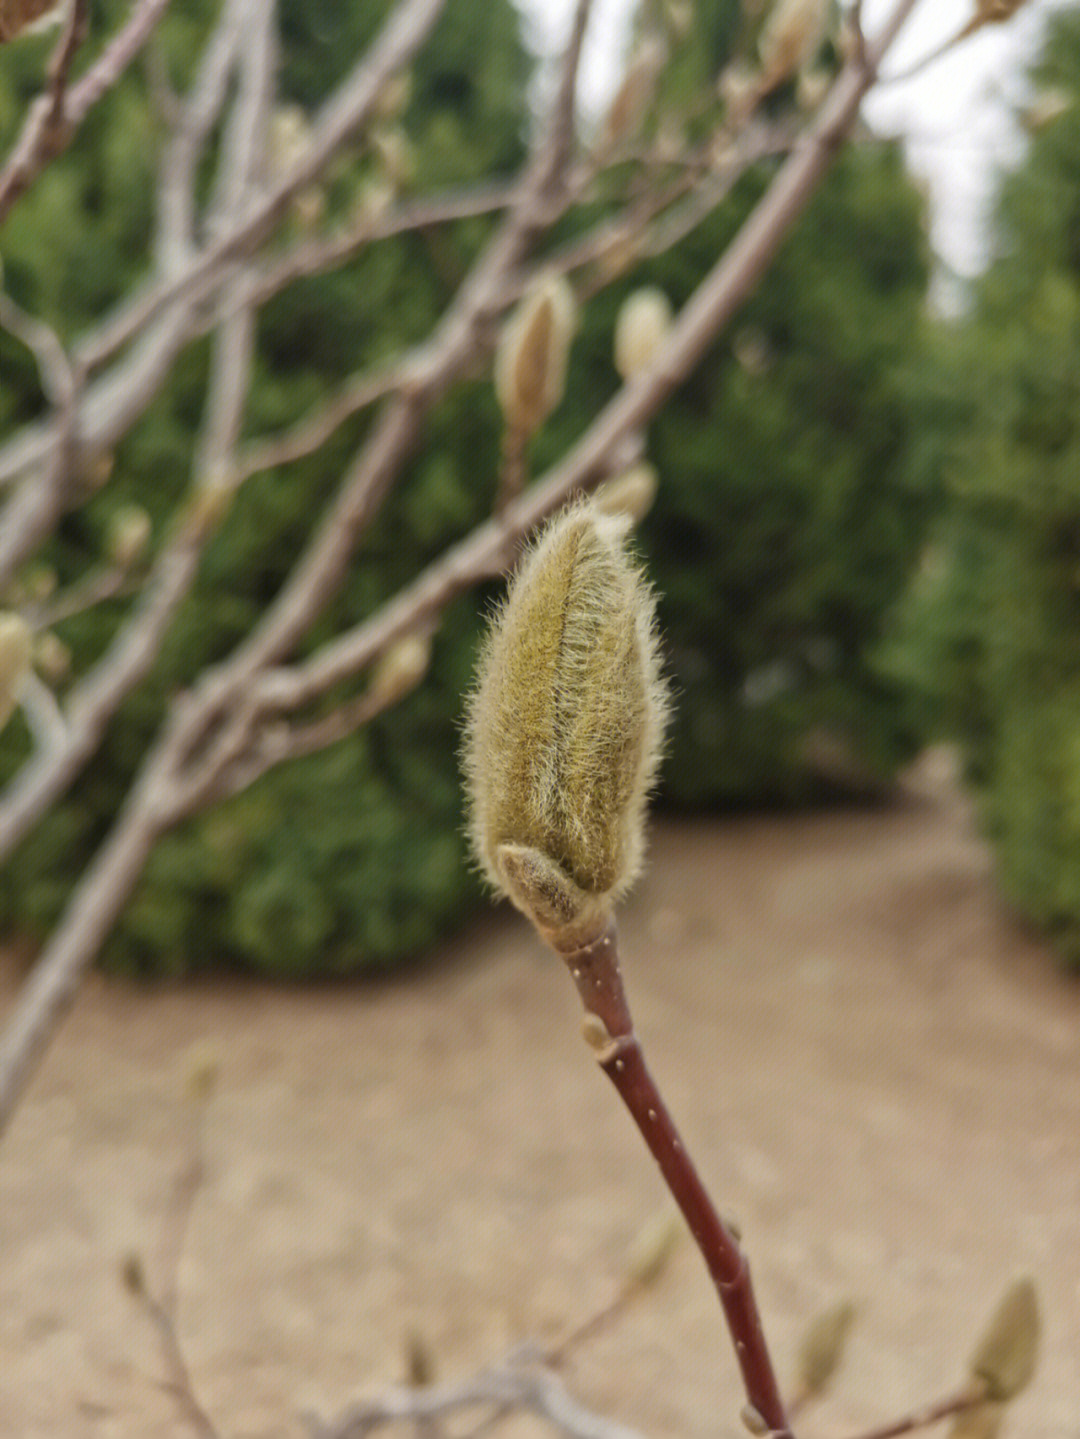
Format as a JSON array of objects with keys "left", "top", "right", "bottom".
[{"left": 2, "top": 759, "right": 1079, "bottom": 1439}]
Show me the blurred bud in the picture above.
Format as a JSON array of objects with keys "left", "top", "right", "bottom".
[
  {"left": 796, "top": 66, "right": 831, "bottom": 112},
  {"left": 614, "top": 288, "right": 674, "bottom": 382},
  {"left": 268, "top": 104, "right": 311, "bottom": 175},
  {"left": 182, "top": 472, "right": 234, "bottom": 540},
  {"left": 594, "top": 463, "right": 659, "bottom": 525},
  {"left": 182, "top": 1041, "right": 220, "bottom": 1104},
  {"left": 624, "top": 1209, "right": 681, "bottom": 1289},
  {"left": 404, "top": 1329, "right": 435, "bottom": 1387},
  {"left": 660, "top": 0, "right": 694, "bottom": 39},
  {"left": 22, "top": 563, "right": 56, "bottom": 602},
  {"left": 0, "top": 0, "right": 66, "bottom": 42},
  {"left": 34, "top": 631, "right": 70, "bottom": 682},
  {"left": 740, "top": 1403, "right": 769, "bottom": 1435},
  {"left": 463, "top": 500, "right": 669, "bottom": 951},
  {"left": 292, "top": 185, "right": 326, "bottom": 229},
  {"left": 354, "top": 176, "right": 396, "bottom": 229},
  {"left": 368, "top": 632, "right": 432, "bottom": 707},
  {"left": 758, "top": 0, "right": 828, "bottom": 92},
  {"left": 373, "top": 70, "right": 412, "bottom": 122},
  {"left": 107, "top": 504, "right": 152, "bottom": 569},
  {"left": 732, "top": 325, "right": 771, "bottom": 376},
  {"left": 494, "top": 274, "right": 577, "bottom": 437},
  {"left": 119, "top": 1251, "right": 147, "bottom": 1298},
  {"left": 718, "top": 61, "right": 761, "bottom": 123},
  {"left": 793, "top": 1299, "right": 856, "bottom": 1402},
  {"left": 596, "top": 231, "right": 641, "bottom": 285},
  {"left": 1022, "top": 88, "right": 1071, "bottom": 132},
  {"left": 83, "top": 451, "right": 115, "bottom": 493},
  {"left": 976, "top": 0, "right": 1030, "bottom": 20},
  {"left": 602, "top": 36, "right": 667, "bottom": 145},
  {"left": 371, "top": 126, "right": 415, "bottom": 188},
  {"left": 967, "top": 1276, "right": 1040, "bottom": 1402},
  {"left": 947, "top": 1401, "right": 1006, "bottom": 1439},
  {"left": 0, "top": 611, "right": 32, "bottom": 732}
]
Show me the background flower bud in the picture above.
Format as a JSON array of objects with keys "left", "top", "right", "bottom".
[
  {"left": 368, "top": 632, "right": 431, "bottom": 706},
  {"left": 758, "top": 0, "right": 828, "bottom": 93},
  {"left": 967, "top": 1276, "right": 1040, "bottom": 1402},
  {"left": 593, "top": 462, "right": 659, "bottom": 524},
  {"left": 463, "top": 501, "right": 669, "bottom": 948},
  {"left": 0, "top": 611, "right": 33, "bottom": 732},
  {"left": 494, "top": 275, "right": 577, "bottom": 436},
  {"left": 107, "top": 504, "right": 152, "bottom": 569},
  {"left": 613, "top": 287, "right": 673, "bottom": 382}
]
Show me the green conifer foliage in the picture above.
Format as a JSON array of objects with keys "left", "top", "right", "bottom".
[{"left": 890, "top": 12, "right": 1080, "bottom": 967}]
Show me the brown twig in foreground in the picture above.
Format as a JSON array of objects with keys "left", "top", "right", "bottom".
[{"left": 563, "top": 925, "right": 793, "bottom": 1437}]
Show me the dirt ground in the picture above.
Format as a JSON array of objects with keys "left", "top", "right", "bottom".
[{"left": 2, "top": 755, "right": 1079, "bottom": 1439}]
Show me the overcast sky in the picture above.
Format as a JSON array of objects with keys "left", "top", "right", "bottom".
[{"left": 513, "top": 0, "right": 1075, "bottom": 281}]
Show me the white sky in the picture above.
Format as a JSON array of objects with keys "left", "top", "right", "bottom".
[{"left": 513, "top": 0, "right": 1077, "bottom": 281}]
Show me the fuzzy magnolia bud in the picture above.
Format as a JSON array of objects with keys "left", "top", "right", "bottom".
[
  {"left": 494, "top": 275, "right": 576, "bottom": 437},
  {"left": 0, "top": 611, "right": 33, "bottom": 732},
  {"left": 462, "top": 500, "right": 669, "bottom": 951},
  {"left": 947, "top": 1402, "right": 1006, "bottom": 1439},
  {"left": 107, "top": 504, "right": 152, "bottom": 569},
  {"left": 613, "top": 288, "right": 673, "bottom": 382},
  {"left": 967, "top": 1276, "right": 1040, "bottom": 1402},
  {"left": 758, "top": 0, "right": 828, "bottom": 92}
]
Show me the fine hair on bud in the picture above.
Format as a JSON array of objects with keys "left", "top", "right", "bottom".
[
  {"left": 462, "top": 499, "right": 669, "bottom": 949},
  {"left": 494, "top": 274, "right": 577, "bottom": 437}
]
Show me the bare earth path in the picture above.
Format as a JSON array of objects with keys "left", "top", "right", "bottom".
[{"left": 2, "top": 764, "right": 1079, "bottom": 1438}]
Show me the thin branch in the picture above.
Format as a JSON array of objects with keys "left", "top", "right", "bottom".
[
  {"left": 75, "top": 0, "right": 448, "bottom": 374},
  {"left": 558, "top": 925, "right": 791, "bottom": 1435},
  {"left": 840, "top": 1386, "right": 990, "bottom": 1439},
  {"left": 0, "top": 0, "right": 922, "bottom": 1142},
  {"left": 0, "top": 0, "right": 173, "bottom": 222},
  {"left": 0, "top": 291, "right": 76, "bottom": 407},
  {"left": 311, "top": 1361, "right": 646, "bottom": 1439}
]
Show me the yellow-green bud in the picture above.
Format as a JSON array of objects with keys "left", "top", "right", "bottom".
[
  {"left": 268, "top": 104, "right": 311, "bottom": 175},
  {"left": 758, "top": 0, "right": 828, "bottom": 92},
  {"left": 107, "top": 504, "right": 152, "bottom": 569},
  {"left": 34, "top": 631, "right": 70, "bottom": 682},
  {"left": 593, "top": 463, "right": 659, "bottom": 524},
  {"left": 613, "top": 288, "right": 673, "bottom": 382},
  {"left": 793, "top": 1300, "right": 856, "bottom": 1401},
  {"left": 0, "top": 611, "right": 32, "bottom": 732},
  {"left": 967, "top": 1276, "right": 1040, "bottom": 1402},
  {"left": 462, "top": 500, "right": 669, "bottom": 950},
  {"left": 494, "top": 275, "right": 577, "bottom": 437},
  {"left": 624, "top": 1209, "right": 681, "bottom": 1289},
  {"left": 368, "top": 632, "right": 431, "bottom": 706},
  {"left": 373, "top": 71, "right": 412, "bottom": 122}
]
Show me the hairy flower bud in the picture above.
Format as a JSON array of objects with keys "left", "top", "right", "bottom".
[
  {"left": 494, "top": 275, "right": 577, "bottom": 437},
  {"left": 462, "top": 500, "right": 669, "bottom": 950},
  {"left": 0, "top": 611, "right": 32, "bottom": 732},
  {"left": 613, "top": 288, "right": 673, "bottom": 381}
]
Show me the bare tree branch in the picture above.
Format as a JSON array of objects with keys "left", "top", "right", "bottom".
[
  {"left": 0, "top": 0, "right": 173, "bottom": 222},
  {"left": 310, "top": 1359, "right": 646, "bottom": 1439}
]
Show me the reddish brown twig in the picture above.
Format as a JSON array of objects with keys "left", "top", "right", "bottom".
[
  {"left": 563, "top": 925, "right": 792, "bottom": 1438},
  {"left": 841, "top": 1384, "right": 989, "bottom": 1439}
]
